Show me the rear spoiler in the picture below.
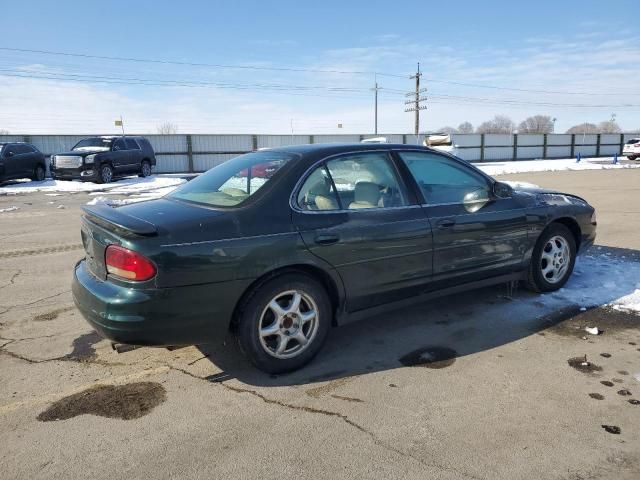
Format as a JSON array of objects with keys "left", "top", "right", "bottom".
[{"left": 81, "top": 205, "right": 158, "bottom": 236}]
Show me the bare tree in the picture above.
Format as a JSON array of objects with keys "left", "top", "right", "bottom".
[
  {"left": 457, "top": 122, "right": 474, "bottom": 134},
  {"left": 597, "top": 120, "right": 621, "bottom": 134},
  {"left": 517, "top": 115, "right": 554, "bottom": 134},
  {"left": 565, "top": 123, "right": 598, "bottom": 134},
  {"left": 156, "top": 122, "right": 178, "bottom": 134},
  {"left": 476, "top": 115, "right": 515, "bottom": 134},
  {"left": 435, "top": 126, "right": 458, "bottom": 134}
]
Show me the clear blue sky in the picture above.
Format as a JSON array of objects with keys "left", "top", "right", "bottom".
[{"left": 1, "top": 0, "right": 639, "bottom": 133}]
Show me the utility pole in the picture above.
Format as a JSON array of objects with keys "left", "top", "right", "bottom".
[
  {"left": 373, "top": 74, "right": 379, "bottom": 135},
  {"left": 404, "top": 63, "right": 427, "bottom": 138}
]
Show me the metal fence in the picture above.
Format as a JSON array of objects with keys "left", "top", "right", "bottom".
[{"left": 1, "top": 133, "right": 637, "bottom": 174}]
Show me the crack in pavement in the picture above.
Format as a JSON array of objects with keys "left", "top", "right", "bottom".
[
  {"left": 0, "top": 270, "right": 21, "bottom": 290},
  {"left": 168, "top": 365, "right": 482, "bottom": 480},
  {"left": 0, "top": 290, "right": 70, "bottom": 315}
]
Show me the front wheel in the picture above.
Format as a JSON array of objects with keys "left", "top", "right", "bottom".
[
  {"left": 526, "top": 223, "right": 576, "bottom": 292},
  {"left": 97, "top": 164, "right": 114, "bottom": 184},
  {"left": 236, "top": 273, "right": 332, "bottom": 373},
  {"left": 627, "top": 156, "right": 637, "bottom": 161}
]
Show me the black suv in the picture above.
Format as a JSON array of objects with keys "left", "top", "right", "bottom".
[
  {"left": 0, "top": 142, "right": 46, "bottom": 183},
  {"left": 51, "top": 136, "right": 156, "bottom": 183}
]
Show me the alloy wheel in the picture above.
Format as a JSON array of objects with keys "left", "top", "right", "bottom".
[
  {"left": 258, "top": 290, "right": 319, "bottom": 359},
  {"left": 540, "top": 235, "right": 571, "bottom": 284},
  {"left": 101, "top": 165, "right": 113, "bottom": 183}
]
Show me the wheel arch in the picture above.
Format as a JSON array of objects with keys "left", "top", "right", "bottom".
[
  {"left": 547, "top": 216, "right": 582, "bottom": 252},
  {"left": 230, "top": 263, "right": 343, "bottom": 332}
]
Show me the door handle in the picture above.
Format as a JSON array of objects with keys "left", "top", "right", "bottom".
[
  {"left": 314, "top": 234, "right": 340, "bottom": 245},
  {"left": 436, "top": 218, "right": 456, "bottom": 229}
]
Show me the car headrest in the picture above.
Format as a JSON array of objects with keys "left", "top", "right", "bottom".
[{"left": 353, "top": 181, "right": 380, "bottom": 204}]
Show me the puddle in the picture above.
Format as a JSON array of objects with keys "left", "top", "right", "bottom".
[
  {"left": 547, "top": 307, "right": 640, "bottom": 338},
  {"left": 629, "top": 399, "right": 640, "bottom": 406},
  {"left": 34, "top": 306, "right": 74, "bottom": 322},
  {"left": 601, "top": 381, "right": 614, "bottom": 387},
  {"left": 62, "top": 331, "right": 102, "bottom": 362},
  {"left": 600, "top": 353, "right": 611, "bottom": 358},
  {"left": 37, "top": 382, "right": 166, "bottom": 422},
  {"left": 399, "top": 346, "right": 457, "bottom": 369},
  {"left": 567, "top": 357, "right": 602, "bottom": 374},
  {"left": 589, "top": 393, "right": 604, "bottom": 400},
  {"left": 617, "top": 389, "right": 632, "bottom": 396}
]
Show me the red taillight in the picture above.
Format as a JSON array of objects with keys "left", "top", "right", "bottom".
[{"left": 105, "top": 245, "right": 156, "bottom": 281}]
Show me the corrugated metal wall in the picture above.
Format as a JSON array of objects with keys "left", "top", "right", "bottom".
[{"left": 1, "top": 133, "right": 632, "bottom": 173}]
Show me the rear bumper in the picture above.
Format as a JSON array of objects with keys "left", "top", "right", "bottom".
[{"left": 72, "top": 260, "right": 250, "bottom": 346}]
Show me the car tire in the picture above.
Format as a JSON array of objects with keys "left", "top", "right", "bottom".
[
  {"left": 236, "top": 273, "right": 332, "bottom": 374},
  {"left": 627, "top": 156, "right": 637, "bottom": 160},
  {"left": 139, "top": 160, "right": 151, "bottom": 178},
  {"left": 97, "top": 164, "right": 114, "bottom": 184},
  {"left": 526, "top": 223, "right": 576, "bottom": 293},
  {"left": 32, "top": 164, "right": 45, "bottom": 182}
]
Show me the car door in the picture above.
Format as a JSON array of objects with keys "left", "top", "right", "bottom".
[
  {"left": 3, "top": 144, "right": 23, "bottom": 178},
  {"left": 395, "top": 150, "right": 528, "bottom": 286},
  {"left": 292, "top": 150, "right": 433, "bottom": 312},
  {"left": 111, "top": 137, "right": 129, "bottom": 172},
  {"left": 21, "top": 144, "right": 39, "bottom": 176},
  {"left": 125, "top": 138, "right": 142, "bottom": 171}
]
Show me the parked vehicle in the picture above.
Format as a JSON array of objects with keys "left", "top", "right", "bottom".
[
  {"left": 73, "top": 143, "right": 597, "bottom": 373},
  {"left": 623, "top": 138, "right": 640, "bottom": 160},
  {"left": 51, "top": 136, "right": 156, "bottom": 183},
  {"left": 424, "top": 133, "right": 460, "bottom": 156},
  {"left": 0, "top": 142, "right": 46, "bottom": 183}
]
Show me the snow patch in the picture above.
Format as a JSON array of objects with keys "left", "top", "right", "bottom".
[
  {"left": 0, "top": 206, "right": 19, "bottom": 213},
  {"left": 477, "top": 158, "right": 640, "bottom": 176},
  {"left": 0, "top": 175, "right": 186, "bottom": 195}
]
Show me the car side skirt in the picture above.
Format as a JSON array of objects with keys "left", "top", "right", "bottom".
[{"left": 336, "top": 271, "right": 527, "bottom": 326}]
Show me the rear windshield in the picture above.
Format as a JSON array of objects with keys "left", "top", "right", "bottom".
[
  {"left": 169, "top": 150, "right": 295, "bottom": 207},
  {"left": 627, "top": 138, "right": 640, "bottom": 145},
  {"left": 72, "top": 137, "right": 113, "bottom": 151}
]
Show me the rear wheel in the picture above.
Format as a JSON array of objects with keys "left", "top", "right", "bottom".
[
  {"left": 32, "top": 164, "right": 45, "bottom": 182},
  {"left": 98, "top": 164, "right": 114, "bottom": 184},
  {"left": 627, "top": 156, "right": 637, "bottom": 160},
  {"left": 526, "top": 223, "right": 576, "bottom": 293},
  {"left": 236, "top": 273, "right": 331, "bottom": 373},
  {"left": 139, "top": 160, "right": 151, "bottom": 178}
]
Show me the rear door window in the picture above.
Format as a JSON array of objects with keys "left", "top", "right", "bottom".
[
  {"left": 126, "top": 138, "right": 140, "bottom": 150},
  {"left": 325, "top": 152, "right": 408, "bottom": 209},
  {"left": 297, "top": 166, "right": 340, "bottom": 210}
]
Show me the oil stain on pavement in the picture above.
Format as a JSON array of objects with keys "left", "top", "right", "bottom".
[
  {"left": 37, "top": 382, "right": 166, "bottom": 422},
  {"left": 399, "top": 346, "right": 457, "bottom": 369},
  {"left": 567, "top": 356, "right": 602, "bottom": 374},
  {"left": 62, "top": 331, "right": 102, "bottom": 362}
]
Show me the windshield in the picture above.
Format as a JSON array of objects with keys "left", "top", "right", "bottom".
[
  {"left": 169, "top": 150, "right": 296, "bottom": 207},
  {"left": 627, "top": 138, "right": 640, "bottom": 145},
  {"left": 72, "top": 137, "right": 113, "bottom": 152}
]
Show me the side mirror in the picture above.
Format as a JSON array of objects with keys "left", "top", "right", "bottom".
[
  {"left": 493, "top": 181, "right": 513, "bottom": 199},
  {"left": 463, "top": 187, "right": 490, "bottom": 213}
]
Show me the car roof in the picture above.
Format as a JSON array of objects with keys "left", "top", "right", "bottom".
[{"left": 273, "top": 142, "right": 430, "bottom": 156}]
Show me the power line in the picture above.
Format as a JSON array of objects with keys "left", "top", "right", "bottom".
[
  {"left": 424, "top": 77, "right": 640, "bottom": 97},
  {"left": 0, "top": 47, "right": 407, "bottom": 78}
]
